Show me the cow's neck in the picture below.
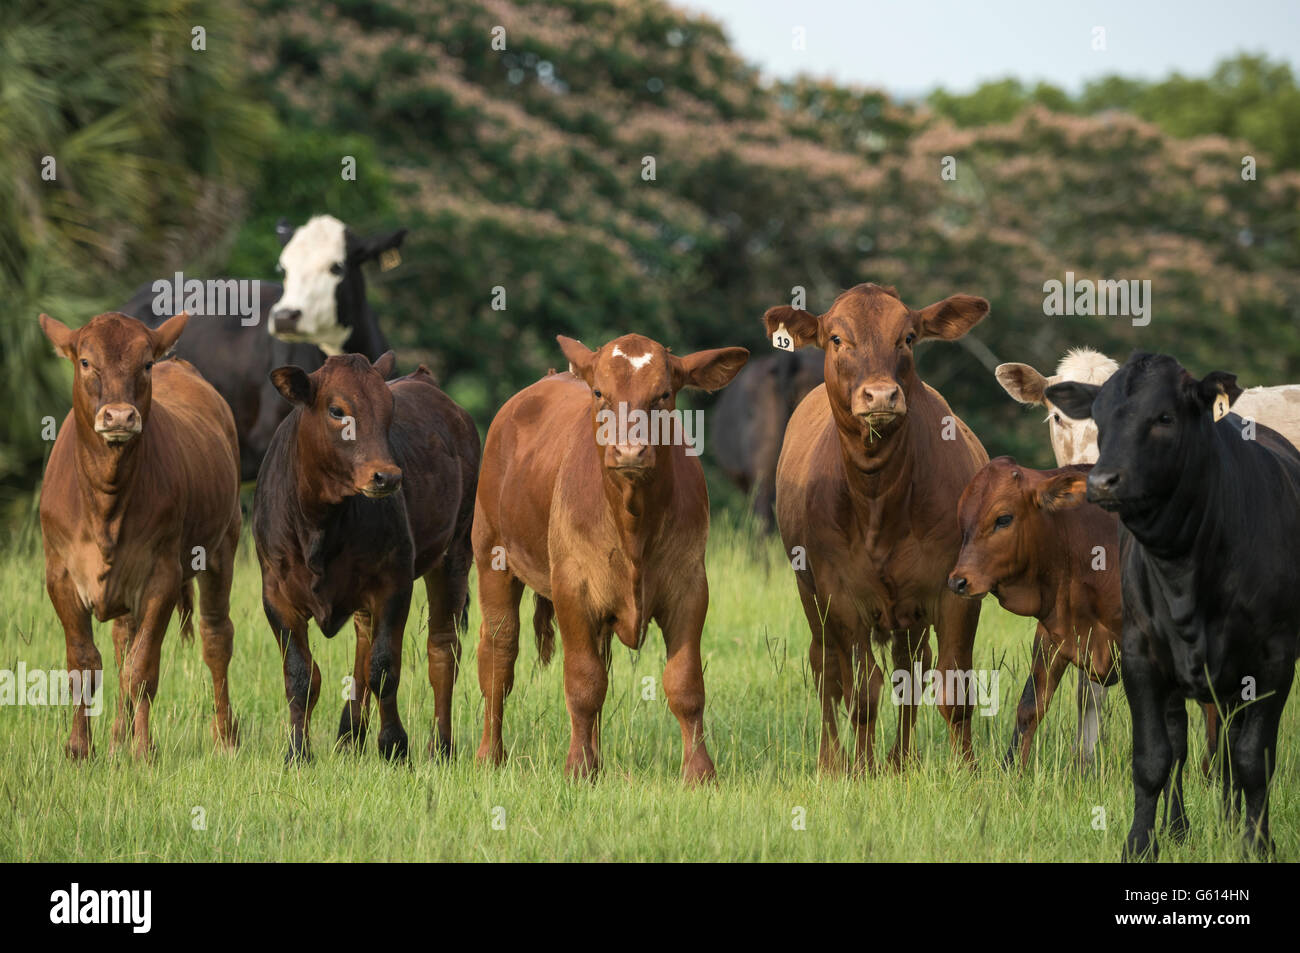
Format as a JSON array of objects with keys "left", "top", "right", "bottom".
[
  {"left": 834, "top": 403, "right": 917, "bottom": 535},
  {"left": 337, "top": 271, "right": 388, "bottom": 360},
  {"left": 1121, "top": 436, "right": 1223, "bottom": 562},
  {"left": 72, "top": 418, "right": 147, "bottom": 562},
  {"left": 599, "top": 456, "right": 675, "bottom": 643}
]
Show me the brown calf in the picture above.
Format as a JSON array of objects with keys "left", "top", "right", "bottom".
[
  {"left": 765, "top": 283, "right": 990, "bottom": 772},
  {"left": 252, "top": 353, "right": 479, "bottom": 762},
  {"left": 473, "top": 333, "right": 748, "bottom": 781},
  {"left": 948, "top": 457, "right": 1219, "bottom": 769},
  {"left": 39, "top": 312, "right": 241, "bottom": 759}
]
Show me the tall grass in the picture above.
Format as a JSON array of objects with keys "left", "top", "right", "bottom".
[{"left": 0, "top": 514, "right": 1293, "bottom": 861}]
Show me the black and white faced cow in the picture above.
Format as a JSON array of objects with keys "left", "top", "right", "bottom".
[
  {"left": 118, "top": 215, "right": 406, "bottom": 480},
  {"left": 1047, "top": 352, "right": 1300, "bottom": 860}
]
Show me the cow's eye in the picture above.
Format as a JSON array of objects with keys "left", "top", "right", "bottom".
[
  {"left": 1156, "top": 413, "right": 1174, "bottom": 426},
  {"left": 1051, "top": 413, "right": 1061, "bottom": 424},
  {"left": 144, "top": 361, "right": 154, "bottom": 371},
  {"left": 329, "top": 405, "right": 345, "bottom": 420},
  {"left": 660, "top": 391, "right": 671, "bottom": 402},
  {"left": 80, "top": 359, "right": 89, "bottom": 369},
  {"left": 592, "top": 389, "right": 602, "bottom": 399},
  {"left": 329, "top": 262, "right": 344, "bottom": 276},
  {"left": 905, "top": 332, "right": 916, "bottom": 346},
  {"left": 830, "top": 335, "right": 841, "bottom": 347},
  {"left": 994, "top": 514, "right": 1013, "bottom": 529}
]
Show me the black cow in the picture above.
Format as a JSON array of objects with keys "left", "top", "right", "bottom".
[
  {"left": 712, "top": 349, "right": 822, "bottom": 532},
  {"left": 1048, "top": 352, "right": 1300, "bottom": 859},
  {"left": 119, "top": 215, "right": 405, "bottom": 480}
]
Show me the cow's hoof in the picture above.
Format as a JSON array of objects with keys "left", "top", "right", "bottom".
[
  {"left": 476, "top": 741, "right": 505, "bottom": 766},
  {"left": 336, "top": 708, "right": 368, "bottom": 750},
  {"left": 64, "top": 740, "right": 91, "bottom": 761},
  {"left": 429, "top": 733, "right": 453, "bottom": 762},
  {"left": 284, "top": 745, "right": 312, "bottom": 766},
  {"left": 377, "top": 727, "right": 409, "bottom": 762},
  {"left": 213, "top": 716, "right": 240, "bottom": 750}
]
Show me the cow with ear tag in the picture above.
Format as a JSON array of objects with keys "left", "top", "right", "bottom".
[
  {"left": 39, "top": 311, "right": 242, "bottom": 759},
  {"left": 1046, "top": 351, "right": 1300, "bottom": 859},
  {"left": 763, "top": 282, "right": 991, "bottom": 773},
  {"left": 252, "top": 351, "right": 480, "bottom": 763},
  {"left": 473, "top": 333, "right": 748, "bottom": 782}
]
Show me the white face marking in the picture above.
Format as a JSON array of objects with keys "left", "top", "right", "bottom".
[
  {"left": 271, "top": 215, "right": 348, "bottom": 349},
  {"left": 612, "top": 344, "right": 653, "bottom": 371}
]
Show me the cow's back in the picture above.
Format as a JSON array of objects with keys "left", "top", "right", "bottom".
[{"left": 1234, "top": 385, "right": 1300, "bottom": 451}]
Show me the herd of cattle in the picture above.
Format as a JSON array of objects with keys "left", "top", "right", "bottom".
[{"left": 33, "top": 215, "right": 1300, "bottom": 860}]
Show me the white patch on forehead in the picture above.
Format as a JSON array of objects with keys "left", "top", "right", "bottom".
[
  {"left": 612, "top": 344, "right": 653, "bottom": 370},
  {"left": 271, "top": 215, "right": 347, "bottom": 349}
]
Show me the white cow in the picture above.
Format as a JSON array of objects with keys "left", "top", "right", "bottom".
[{"left": 995, "top": 347, "right": 1300, "bottom": 767}]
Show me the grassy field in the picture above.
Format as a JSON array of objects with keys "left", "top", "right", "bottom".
[{"left": 0, "top": 514, "right": 1295, "bottom": 862}]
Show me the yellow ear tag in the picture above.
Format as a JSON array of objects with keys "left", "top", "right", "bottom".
[
  {"left": 1213, "top": 392, "right": 1229, "bottom": 422},
  {"left": 772, "top": 322, "right": 794, "bottom": 352},
  {"left": 379, "top": 248, "right": 401, "bottom": 272}
]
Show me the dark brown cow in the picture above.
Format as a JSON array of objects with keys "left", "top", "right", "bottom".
[
  {"left": 39, "top": 312, "right": 241, "bottom": 758},
  {"left": 765, "top": 283, "right": 990, "bottom": 772},
  {"left": 949, "top": 457, "right": 1220, "bottom": 773},
  {"left": 473, "top": 333, "right": 748, "bottom": 781},
  {"left": 252, "top": 352, "right": 479, "bottom": 761}
]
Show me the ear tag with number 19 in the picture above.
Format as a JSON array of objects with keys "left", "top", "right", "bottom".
[
  {"left": 1213, "top": 391, "right": 1229, "bottom": 422},
  {"left": 772, "top": 323, "right": 794, "bottom": 352}
]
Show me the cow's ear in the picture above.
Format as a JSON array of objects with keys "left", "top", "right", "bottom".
[
  {"left": 916, "top": 294, "right": 989, "bottom": 341},
  {"left": 995, "top": 363, "right": 1048, "bottom": 406},
  {"left": 275, "top": 217, "right": 296, "bottom": 247},
  {"left": 672, "top": 347, "right": 750, "bottom": 393},
  {"left": 347, "top": 227, "right": 407, "bottom": 264},
  {"left": 151, "top": 311, "right": 189, "bottom": 358},
  {"left": 372, "top": 351, "right": 397, "bottom": 380},
  {"left": 557, "top": 335, "right": 596, "bottom": 387},
  {"left": 271, "top": 365, "right": 316, "bottom": 406},
  {"left": 1036, "top": 472, "right": 1088, "bottom": 511},
  {"left": 763, "top": 306, "right": 822, "bottom": 349},
  {"left": 1044, "top": 381, "right": 1101, "bottom": 421},
  {"left": 39, "top": 313, "right": 78, "bottom": 361},
  {"left": 1191, "top": 370, "right": 1243, "bottom": 415}
]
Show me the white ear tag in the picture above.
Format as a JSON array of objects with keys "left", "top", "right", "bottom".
[
  {"left": 772, "top": 323, "right": 794, "bottom": 352},
  {"left": 1213, "top": 392, "right": 1229, "bottom": 422}
]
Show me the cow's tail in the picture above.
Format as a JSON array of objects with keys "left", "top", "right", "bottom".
[
  {"left": 177, "top": 579, "right": 196, "bottom": 644},
  {"left": 533, "top": 594, "right": 556, "bottom": 666}
]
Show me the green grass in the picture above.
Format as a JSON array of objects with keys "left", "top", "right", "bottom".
[{"left": 0, "top": 515, "right": 1295, "bottom": 862}]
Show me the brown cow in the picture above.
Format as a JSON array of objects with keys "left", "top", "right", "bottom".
[
  {"left": 764, "top": 283, "right": 990, "bottom": 772},
  {"left": 948, "top": 456, "right": 1219, "bottom": 771},
  {"left": 252, "top": 352, "right": 479, "bottom": 762},
  {"left": 473, "top": 333, "right": 748, "bottom": 781},
  {"left": 39, "top": 312, "right": 241, "bottom": 759}
]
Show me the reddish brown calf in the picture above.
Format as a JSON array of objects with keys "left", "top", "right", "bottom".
[
  {"left": 39, "top": 312, "right": 241, "bottom": 759},
  {"left": 473, "top": 333, "right": 747, "bottom": 781}
]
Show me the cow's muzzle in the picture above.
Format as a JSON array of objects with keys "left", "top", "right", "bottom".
[{"left": 94, "top": 403, "right": 142, "bottom": 443}]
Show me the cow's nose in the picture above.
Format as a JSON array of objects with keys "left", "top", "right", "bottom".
[
  {"left": 948, "top": 575, "right": 969, "bottom": 596},
  {"left": 371, "top": 469, "right": 401, "bottom": 492},
  {"left": 271, "top": 309, "right": 302, "bottom": 331},
  {"left": 854, "top": 383, "right": 903, "bottom": 418},
  {"left": 95, "top": 404, "right": 140, "bottom": 437},
  {"left": 1087, "top": 468, "right": 1123, "bottom": 498},
  {"left": 613, "top": 443, "right": 649, "bottom": 468}
]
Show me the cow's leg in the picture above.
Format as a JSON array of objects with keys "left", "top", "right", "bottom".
[
  {"left": 110, "top": 615, "right": 136, "bottom": 751},
  {"left": 1121, "top": 655, "right": 1173, "bottom": 861},
  {"left": 195, "top": 523, "right": 239, "bottom": 748},
  {"left": 475, "top": 565, "right": 525, "bottom": 766},
  {"left": 934, "top": 590, "right": 980, "bottom": 764},
  {"left": 656, "top": 578, "right": 716, "bottom": 784},
  {"left": 1228, "top": 682, "right": 1290, "bottom": 856},
  {"left": 1075, "top": 677, "right": 1109, "bottom": 770},
  {"left": 798, "top": 586, "right": 846, "bottom": 774},
  {"left": 552, "top": 589, "right": 606, "bottom": 781},
  {"left": 337, "top": 610, "right": 373, "bottom": 749},
  {"left": 369, "top": 586, "right": 413, "bottom": 761},
  {"left": 1159, "top": 694, "right": 1190, "bottom": 842},
  {"left": 885, "top": 626, "right": 930, "bottom": 771},
  {"left": 1005, "top": 626, "right": 1067, "bottom": 768},
  {"left": 120, "top": 572, "right": 180, "bottom": 759},
  {"left": 266, "top": 596, "right": 317, "bottom": 763},
  {"left": 424, "top": 565, "right": 464, "bottom": 760},
  {"left": 844, "top": 637, "right": 884, "bottom": 775},
  {"left": 47, "top": 571, "right": 100, "bottom": 760}
]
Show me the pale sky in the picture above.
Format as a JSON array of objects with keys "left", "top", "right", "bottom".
[{"left": 675, "top": 0, "right": 1300, "bottom": 97}]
